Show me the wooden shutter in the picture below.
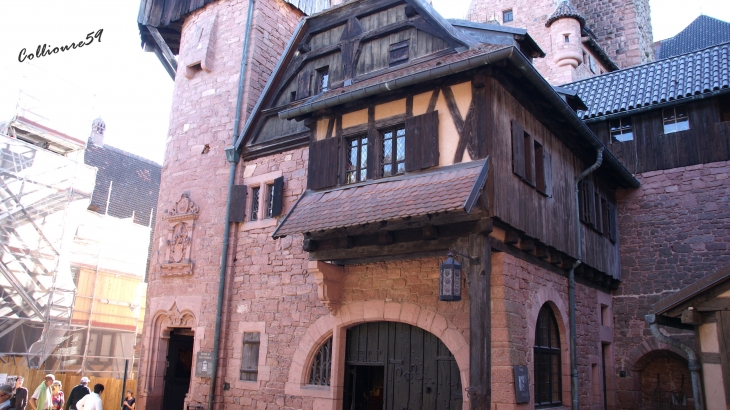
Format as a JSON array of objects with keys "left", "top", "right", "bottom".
[
  {"left": 405, "top": 110, "right": 439, "bottom": 172},
  {"left": 586, "top": 180, "right": 596, "bottom": 226},
  {"left": 270, "top": 176, "right": 284, "bottom": 217},
  {"left": 608, "top": 202, "right": 618, "bottom": 243},
  {"left": 229, "top": 185, "right": 247, "bottom": 222},
  {"left": 511, "top": 119, "right": 525, "bottom": 178},
  {"left": 543, "top": 150, "right": 553, "bottom": 197},
  {"left": 240, "top": 332, "right": 260, "bottom": 381},
  {"left": 308, "top": 137, "right": 339, "bottom": 190},
  {"left": 297, "top": 70, "right": 311, "bottom": 100}
]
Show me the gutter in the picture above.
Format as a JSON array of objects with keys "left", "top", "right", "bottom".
[
  {"left": 209, "top": 0, "right": 254, "bottom": 407},
  {"left": 645, "top": 314, "right": 704, "bottom": 410},
  {"left": 278, "top": 46, "right": 639, "bottom": 189}
]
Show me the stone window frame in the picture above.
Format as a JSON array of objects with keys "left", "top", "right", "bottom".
[
  {"left": 241, "top": 169, "right": 283, "bottom": 231},
  {"left": 534, "top": 304, "right": 562, "bottom": 407},
  {"left": 229, "top": 321, "right": 270, "bottom": 391}
]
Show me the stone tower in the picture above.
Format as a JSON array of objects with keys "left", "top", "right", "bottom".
[
  {"left": 545, "top": 0, "right": 585, "bottom": 84},
  {"left": 466, "top": 0, "right": 653, "bottom": 78}
]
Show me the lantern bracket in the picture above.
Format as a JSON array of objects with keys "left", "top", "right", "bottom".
[{"left": 449, "top": 249, "right": 480, "bottom": 265}]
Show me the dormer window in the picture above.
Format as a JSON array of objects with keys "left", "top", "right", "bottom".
[
  {"left": 317, "top": 67, "right": 329, "bottom": 94},
  {"left": 503, "top": 9, "right": 513, "bottom": 23}
]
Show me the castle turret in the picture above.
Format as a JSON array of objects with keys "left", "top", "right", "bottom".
[{"left": 546, "top": 0, "right": 585, "bottom": 74}]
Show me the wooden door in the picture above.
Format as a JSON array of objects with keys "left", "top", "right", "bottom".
[
  {"left": 162, "top": 331, "right": 193, "bottom": 410},
  {"left": 344, "top": 322, "right": 462, "bottom": 410}
]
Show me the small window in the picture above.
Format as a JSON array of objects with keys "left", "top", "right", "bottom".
[
  {"left": 317, "top": 67, "right": 329, "bottom": 94},
  {"left": 609, "top": 117, "right": 633, "bottom": 142},
  {"left": 389, "top": 40, "right": 410, "bottom": 66},
  {"left": 663, "top": 105, "right": 689, "bottom": 134},
  {"left": 290, "top": 91, "right": 297, "bottom": 102},
  {"left": 265, "top": 183, "right": 275, "bottom": 218},
  {"left": 534, "top": 140, "right": 546, "bottom": 192},
  {"left": 346, "top": 136, "right": 368, "bottom": 184},
  {"left": 503, "top": 9, "right": 513, "bottom": 23},
  {"left": 588, "top": 54, "right": 597, "bottom": 74},
  {"left": 382, "top": 126, "right": 406, "bottom": 177},
  {"left": 719, "top": 94, "right": 730, "bottom": 122},
  {"left": 308, "top": 337, "right": 333, "bottom": 386},
  {"left": 534, "top": 305, "right": 562, "bottom": 407},
  {"left": 250, "top": 187, "right": 260, "bottom": 221},
  {"left": 564, "top": 34, "right": 570, "bottom": 43},
  {"left": 240, "top": 332, "right": 260, "bottom": 381}
]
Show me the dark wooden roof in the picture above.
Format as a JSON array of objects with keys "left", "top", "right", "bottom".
[
  {"left": 545, "top": 0, "right": 586, "bottom": 28},
  {"left": 563, "top": 42, "right": 730, "bottom": 120},
  {"left": 652, "top": 264, "right": 730, "bottom": 317},
  {"left": 273, "top": 159, "right": 487, "bottom": 237},
  {"left": 657, "top": 15, "right": 730, "bottom": 60}
]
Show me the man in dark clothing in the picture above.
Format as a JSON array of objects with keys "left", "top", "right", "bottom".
[{"left": 63, "top": 378, "right": 90, "bottom": 410}]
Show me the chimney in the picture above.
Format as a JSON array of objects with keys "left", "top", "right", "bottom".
[{"left": 89, "top": 117, "right": 106, "bottom": 146}]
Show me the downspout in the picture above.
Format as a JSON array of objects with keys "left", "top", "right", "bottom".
[
  {"left": 208, "top": 0, "right": 254, "bottom": 408},
  {"left": 570, "top": 147, "right": 603, "bottom": 410},
  {"left": 645, "top": 314, "right": 704, "bottom": 410}
]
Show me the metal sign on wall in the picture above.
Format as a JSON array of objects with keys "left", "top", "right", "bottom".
[
  {"left": 513, "top": 365, "right": 530, "bottom": 403},
  {"left": 195, "top": 352, "right": 213, "bottom": 378}
]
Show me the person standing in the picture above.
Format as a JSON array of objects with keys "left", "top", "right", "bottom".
[
  {"left": 122, "top": 391, "right": 135, "bottom": 410},
  {"left": 49, "top": 383, "right": 63, "bottom": 410},
  {"left": 11, "top": 377, "right": 28, "bottom": 410},
  {"left": 63, "top": 378, "right": 89, "bottom": 410},
  {"left": 73, "top": 385, "right": 102, "bottom": 410},
  {"left": 0, "top": 385, "right": 13, "bottom": 410},
  {"left": 29, "top": 375, "right": 54, "bottom": 410}
]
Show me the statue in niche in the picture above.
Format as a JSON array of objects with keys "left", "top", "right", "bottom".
[{"left": 159, "top": 194, "right": 199, "bottom": 276}]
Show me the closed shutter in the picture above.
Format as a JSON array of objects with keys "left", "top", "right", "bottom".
[
  {"left": 608, "top": 202, "right": 618, "bottom": 243},
  {"left": 405, "top": 110, "right": 439, "bottom": 172},
  {"left": 308, "top": 137, "right": 339, "bottom": 190},
  {"left": 511, "top": 119, "right": 525, "bottom": 178},
  {"left": 270, "top": 176, "right": 284, "bottom": 217},
  {"left": 297, "top": 70, "right": 311, "bottom": 100},
  {"left": 586, "top": 180, "right": 596, "bottom": 226},
  {"left": 229, "top": 185, "right": 247, "bottom": 222},
  {"left": 543, "top": 150, "right": 553, "bottom": 197}
]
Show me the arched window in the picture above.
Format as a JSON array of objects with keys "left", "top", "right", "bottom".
[
  {"left": 534, "top": 305, "right": 562, "bottom": 407},
  {"left": 308, "top": 337, "right": 332, "bottom": 386}
]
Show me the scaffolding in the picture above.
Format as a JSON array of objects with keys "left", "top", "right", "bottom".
[{"left": 0, "top": 127, "right": 96, "bottom": 368}]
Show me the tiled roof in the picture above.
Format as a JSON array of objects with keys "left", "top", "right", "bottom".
[
  {"left": 545, "top": 0, "right": 586, "bottom": 28},
  {"left": 657, "top": 15, "right": 730, "bottom": 60},
  {"left": 85, "top": 143, "right": 162, "bottom": 227},
  {"left": 563, "top": 42, "right": 730, "bottom": 120},
  {"left": 273, "top": 160, "right": 486, "bottom": 237}
]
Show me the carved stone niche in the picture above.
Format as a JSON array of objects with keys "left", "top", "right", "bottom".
[
  {"left": 308, "top": 260, "right": 344, "bottom": 315},
  {"left": 160, "top": 194, "right": 200, "bottom": 276}
]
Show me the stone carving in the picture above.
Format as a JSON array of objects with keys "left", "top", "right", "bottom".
[
  {"left": 308, "top": 260, "right": 344, "bottom": 315},
  {"left": 165, "top": 303, "right": 193, "bottom": 327},
  {"left": 160, "top": 194, "right": 200, "bottom": 276}
]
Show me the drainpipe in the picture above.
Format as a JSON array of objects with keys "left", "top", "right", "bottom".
[
  {"left": 645, "top": 314, "right": 704, "bottom": 410},
  {"left": 208, "top": 0, "right": 254, "bottom": 408},
  {"left": 570, "top": 147, "right": 603, "bottom": 410}
]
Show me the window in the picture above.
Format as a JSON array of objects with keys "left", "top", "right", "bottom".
[
  {"left": 265, "top": 183, "right": 275, "bottom": 218},
  {"left": 663, "top": 105, "right": 689, "bottom": 133},
  {"left": 578, "top": 179, "right": 618, "bottom": 242},
  {"left": 381, "top": 126, "right": 406, "bottom": 177},
  {"left": 534, "top": 305, "right": 562, "bottom": 407},
  {"left": 389, "top": 40, "right": 410, "bottom": 67},
  {"left": 317, "top": 67, "right": 329, "bottom": 94},
  {"left": 534, "top": 140, "right": 546, "bottom": 192},
  {"left": 250, "top": 187, "right": 260, "bottom": 221},
  {"left": 609, "top": 117, "right": 633, "bottom": 142},
  {"left": 719, "top": 94, "right": 730, "bottom": 122},
  {"left": 290, "top": 91, "right": 297, "bottom": 102},
  {"left": 240, "top": 332, "right": 260, "bottom": 381},
  {"left": 588, "top": 54, "right": 597, "bottom": 74},
  {"left": 512, "top": 119, "right": 550, "bottom": 195},
  {"left": 346, "top": 136, "right": 368, "bottom": 184},
  {"left": 564, "top": 34, "right": 570, "bottom": 43},
  {"left": 523, "top": 131, "right": 534, "bottom": 185},
  {"left": 503, "top": 9, "right": 513, "bottom": 23},
  {"left": 308, "top": 337, "right": 333, "bottom": 386}
]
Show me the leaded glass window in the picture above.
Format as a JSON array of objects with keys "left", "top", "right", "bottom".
[
  {"left": 382, "top": 126, "right": 405, "bottom": 177},
  {"left": 534, "top": 305, "right": 562, "bottom": 407},
  {"left": 309, "top": 337, "right": 332, "bottom": 386},
  {"left": 250, "top": 187, "right": 260, "bottom": 221},
  {"left": 266, "top": 183, "right": 275, "bottom": 218},
  {"left": 346, "top": 136, "right": 368, "bottom": 184}
]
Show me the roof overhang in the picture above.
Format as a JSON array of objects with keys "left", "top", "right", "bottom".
[
  {"left": 652, "top": 264, "right": 730, "bottom": 319},
  {"left": 7, "top": 116, "right": 86, "bottom": 154}
]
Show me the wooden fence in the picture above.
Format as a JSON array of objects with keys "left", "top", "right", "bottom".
[{"left": 0, "top": 362, "right": 136, "bottom": 410}]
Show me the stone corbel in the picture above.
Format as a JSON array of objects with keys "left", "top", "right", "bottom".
[{"left": 309, "top": 260, "right": 343, "bottom": 315}]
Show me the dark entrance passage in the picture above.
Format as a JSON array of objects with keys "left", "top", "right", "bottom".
[
  {"left": 162, "top": 329, "right": 194, "bottom": 410},
  {"left": 343, "top": 322, "right": 462, "bottom": 410}
]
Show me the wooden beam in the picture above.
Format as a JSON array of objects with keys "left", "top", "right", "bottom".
[
  {"left": 378, "top": 231, "right": 394, "bottom": 245},
  {"left": 309, "top": 237, "right": 452, "bottom": 261},
  {"left": 504, "top": 230, "right": 519, "bottom": 245},
  {"left": 518, "top": 238, "right": 534, "bottom": 252},
  {"left": 534, "top": 244, "right": 548, "bottom": 259},
  {"left": 303, "top": 238, "right": 317, "bottom": 252},
  {"left": 548, "top": 251, "right": 562, "bottom": 265},
  {"left": 422, "top": 225, "right": 438, "bottom": 239}
]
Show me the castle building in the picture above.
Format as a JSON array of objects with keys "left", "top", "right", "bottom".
[{"left": 132, "top": 0, "right": 730, "bottom": 408}]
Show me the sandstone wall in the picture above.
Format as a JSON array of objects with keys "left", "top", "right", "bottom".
[{"left": 614, "top": 160, "right": 730, "bottom": 407}]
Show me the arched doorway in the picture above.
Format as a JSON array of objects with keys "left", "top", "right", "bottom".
[
  {"left": 343, "top": 321, "right": 462, "bottom": 410},
  {"left": 636, "top": 350, "right": 693, "bottom": 410}
]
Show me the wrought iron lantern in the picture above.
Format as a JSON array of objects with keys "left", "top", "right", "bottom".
[{"left": 439, "top": 251, "right": 462, "bottom": 301}]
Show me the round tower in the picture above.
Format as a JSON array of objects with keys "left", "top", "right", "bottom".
[{"left": 545, "top": 0, "right": 585, "bottom": 69}]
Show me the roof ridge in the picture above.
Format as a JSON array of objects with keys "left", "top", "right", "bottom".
[{"left": 87, "top": 143, "right": 163, "bottom": 167}]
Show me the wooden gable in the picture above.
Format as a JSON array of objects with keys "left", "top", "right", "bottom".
[{"left": 238, "top": 0, "right": 471, "bottom": 155}]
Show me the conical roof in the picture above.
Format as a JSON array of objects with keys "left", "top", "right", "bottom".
[{"left": 545, "top": 0, "right": 586, "bottom": 28}]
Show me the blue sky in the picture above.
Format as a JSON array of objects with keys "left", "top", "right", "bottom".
[{"left": 1, "top": 0, "right": 728, "bottom": 164}]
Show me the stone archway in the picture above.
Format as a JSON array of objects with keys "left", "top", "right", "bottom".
[{"left": 635, "top": 350, "right": 693, "bottom": 410}]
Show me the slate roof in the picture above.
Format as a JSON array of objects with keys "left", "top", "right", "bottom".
[
  {"left": 84, "top": 143, "right": 162, "bottom": 227},
  {"left": 545, "top": 0, "right": 586, "bottom": 28},
  {"left": 563, "top": 42, "right": 730, "bottom": 120},
  {"left": 657, "top": 15, "right": 730, "bottom": 60},
  {"left": 273, "top": 160, "right": 487, "bottom": 237}
]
